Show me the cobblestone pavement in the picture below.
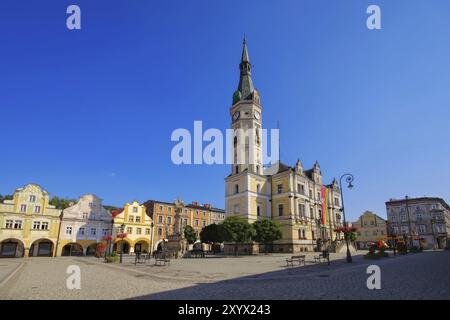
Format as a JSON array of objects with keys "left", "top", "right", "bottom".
[{"left": 0, "top": 250, "right": 449, "bottom": 299}]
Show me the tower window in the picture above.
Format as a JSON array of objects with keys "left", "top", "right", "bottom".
[
  {"left": 257, "top": 205, "right": 261, "bottom": 216},
  {"left": 256, "top": 184, "right": 261, "bottom": 193},
  {"left": 235, "top": 166, "right": 239, "bottom": 174},
  {"left": 235, "top": 184, "right": 239, "bottom": 194}
]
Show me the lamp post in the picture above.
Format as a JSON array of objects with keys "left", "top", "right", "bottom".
[
  {"left": 119, "top": 223, "right": 125, "bottom": 263},
  {"left": 150, "top": 222, "right": 154, "bottom": 256},
  {"left": 339, "top": 173, "right": 354, "bottom": 263}
]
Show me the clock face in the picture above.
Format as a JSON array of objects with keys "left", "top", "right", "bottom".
[
  {"left": 254, "top": 111, "right": 261, "bottom": 120},
  {"left": 233, "top": 111, "right": 240, "bottom": 121}
]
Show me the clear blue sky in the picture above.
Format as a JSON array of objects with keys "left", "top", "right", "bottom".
[{"left": 1, "top": 0, "right": 449, "bottom": 221}]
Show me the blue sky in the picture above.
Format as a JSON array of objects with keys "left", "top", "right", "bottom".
[{"left": 1, "top": 0, "right": 449, "bottom": 221}]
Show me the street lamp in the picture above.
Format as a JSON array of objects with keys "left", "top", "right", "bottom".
[
  {"left": 339, "top": 173, "right": 354, "bottom": 263},
  {"left": 119, "top": 223, "right": 125, "bottom": 263},
  {"left": 150, "top": 222, "right": 154, "bottom": 256}
]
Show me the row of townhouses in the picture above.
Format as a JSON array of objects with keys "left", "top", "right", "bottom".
[{"left": 0, "top": 184, "right": 225, "bottom": 258}]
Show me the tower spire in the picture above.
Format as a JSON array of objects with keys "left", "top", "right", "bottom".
[{"left": 233, "top": 36, "right": 255, "bottom": 104}]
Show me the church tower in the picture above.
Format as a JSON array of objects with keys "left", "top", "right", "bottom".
[
  {"left": 225, "top": 38, "right": 270, "bottom": 222},
  {"left": 230, "top": 36, "right": 263, "bottom": 175}
]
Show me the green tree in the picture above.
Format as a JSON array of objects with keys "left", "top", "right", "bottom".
[
  {"left": 49, "top": 196, "right": 76, "bottom": 210},
  {"left": 184, "top": 225, "right": 197, "bottom": 244},
  {"left": 221, "top": 216, "right": 256, "bottom": 255},
  {"left": 0, "top": 194, "right": 13, "bottom": 203},
  {"left": 200, "top": 223, "right": 225, "bottom": 244},
  {"left": 252, "top": 219, "right": 282, "bottom": 253}
]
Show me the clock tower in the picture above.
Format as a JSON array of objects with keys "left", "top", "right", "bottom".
[
  {"left": 230, "top": 37, "right": 263, "bottom": 176},
  {"left": 225, "top": 37, "right": 271, "bottom": 223}
]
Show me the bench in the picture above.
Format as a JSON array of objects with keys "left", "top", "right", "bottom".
[
  {"left": 286, "top": 255, "right": 306, "bottom": 267},
  {"left": 155, "top": 256, "right": 170, "bottom": 266},
  {"left": 314, "top": 250, "right": 330, "bottom": 265}
]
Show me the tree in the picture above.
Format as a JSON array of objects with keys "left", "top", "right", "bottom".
[
  {"left": 200, "top": 223, "right": 225, "bottom": 244},
  {"left": 184, "top": 225, "right": 196, "bottom": 244},
  {"left": 49, "top": 196, "right": 76, "bottom": 210},
  {"left": 252, "top": 219, "right": 282, "bottom": 253},
  {"left": 221, "top": 216, "right": 256, "bottom": 255},
  {"left": 0, "top": 194, "right": 13, "bottom": 203}
]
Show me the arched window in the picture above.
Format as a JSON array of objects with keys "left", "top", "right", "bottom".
[{"left": 256, "top": 184, "right": 261, "bottom": 193}]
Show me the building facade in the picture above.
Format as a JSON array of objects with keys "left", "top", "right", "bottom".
[
  {"left": 144, "top": 200, "right": 226, "bottom": 250},
  {"left": 58, "top": 194, "right": 113, "bottom": 256},
  {"left": 353, "top": 211, "right": 387, "bottom": 249},
  {"left": 112, "top": 201, "right": 154, "bottom": 254},
  {"left": 386, "top": 197, "right": 450, "bottom": 249},
  {"left": 0, "top": 184, "right": 61, "bottom": 257},
  {"left": 225, "top": 39, "right": 344, "bottom": 253}
]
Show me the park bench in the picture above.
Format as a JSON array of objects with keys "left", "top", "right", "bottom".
[
  {"left": 314, "top": 250, "right": 330, "bottom": 265},
  {"left": 286, "top": 255, "right": 306, "bottom": 267},
  {"left": 155, "top": 256, "right": 170, "bottom": 266}
]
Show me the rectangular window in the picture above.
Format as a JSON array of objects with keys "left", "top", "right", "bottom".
[
  {"left": 102, "top": 229, "right": 109, "bottom": 236},
  {"left": 159, "top": 205, "right": 163, "bottom": 212},
  {"left": 195, "top": 220, "right": 199, "bottom": 226},
  {"left": 136, "top": 228, "right": 142, "bottom": 235},
  {"left": 310, "top": 207, "right": 314, "bottom": 219},
  {"left": 41, "top": 222, "right": 49, "bottom": 230},
  {"left": 128, "top": 216, "right": 134, "bottom": 223},
  {"left": 334, "top": 197, "right": 339, "bottom": 206},
  {"left": 20, "top": 204, "right": 27, "bottom": 212},
  {"left": 145, "top": 228, "right": 151, "bottom": 235},
  {"left": 417, "top": 225, "right": 426, "bottom": 234},
  {"left": 298, "top": 204, "right": 305, "bottom": 217},
  {"left": 133, "top": 207, "right": 138, "bottom": 213},
  {"left": 278, "top": 204, "right": 284, "bottom": 216},
  {"left": 79, "top": 227, "right": 85, "bottom": 235},
  {"left": 309, "top": 190, "right": 313, "bottom": 198},
  {"left": 158, "top": 215, "right": 163, "bottom": 223},
  {"left": 391, "top": 215, "right": 397, "bottom": 222},
  {"left": 135, "top": 216, "right": 141, "bottom": 223},
  {"left": 400, "top": 215, "right": 407, "bottom": 222},
  {"left": 257, "top": 205, "right": 261, "bottom": 216},
  {"left": 203, "top": 211, "right": 206, "bottom": 216},
  {"left": 90, "top": 228, "right": 97, "bottom": 236},
  {"left": 400, "top": 226, "right": 408, "bottom": 234},
  {"left": 277, "top": 184, "right": 283, "bottom": 194},
  {"left": 416, "top": 213, "right": 423, "bottom": 220},
  {"left": 14, "top": 220, "right": 22, "bottom": 229},
  {"left": 33, "top": 221, "right": 41, "bottom": 230},
  {"left": 393, "top": 227, "right": 399, "bottom": 234},
  {"left": 158, "top": 228, "right": 162, "bottom": 235},
  {"left": 66, "top": 226, "right": 73, "bottom": 235},
  {"left": 202, "top": 221, "right": 206, "bottom": 227},
  {"left": 5, "top": 220, "right": 13, "bottom": 229},
  {"left": 126, "top": 227, "right": 132, "bottom": 234},
  {"left": 34, "top": 206, "right": 41, "bottom": 213},
  {"left": 29, "top": 195, "right": 36, "bottom": 202},
  {"left": 82, "top": 213, "right": 88, "bottom": 220}
]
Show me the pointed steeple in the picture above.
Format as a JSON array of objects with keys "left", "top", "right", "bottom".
[
  {"left": 233, "top": 36, "right": 255, "bottom": 104},
  {"left": 241, "top": 35, "right": 250, "bottom": 63}
]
